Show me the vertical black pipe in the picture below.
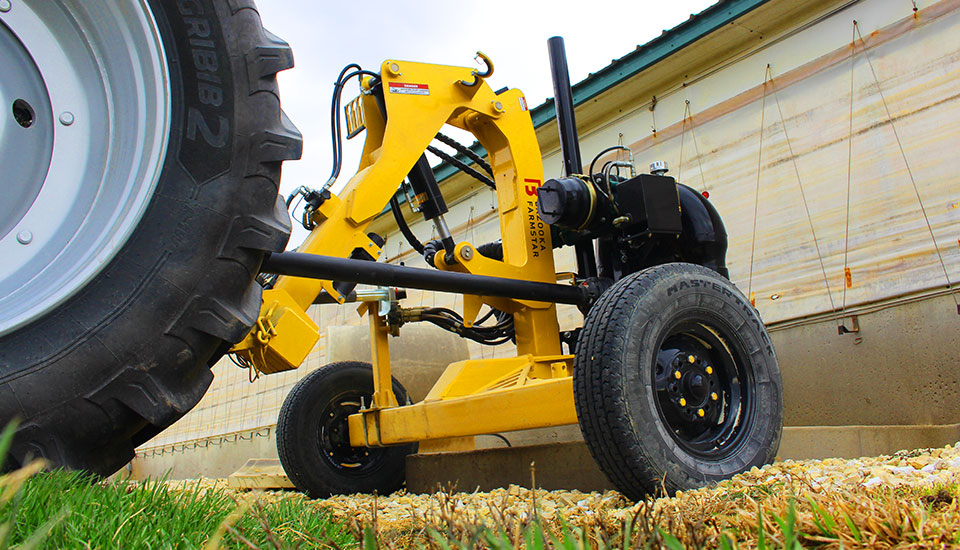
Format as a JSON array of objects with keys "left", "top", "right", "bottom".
[
  {"left": 547, "top": 37, "right": 583, "bottom": 177},
  {"left": 547, "top": 36, "right": 598, "bottom": 278}
]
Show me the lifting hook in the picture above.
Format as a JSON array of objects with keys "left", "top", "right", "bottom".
[{"left": 459, "top": 52, "right": 494, "bottom": 87}]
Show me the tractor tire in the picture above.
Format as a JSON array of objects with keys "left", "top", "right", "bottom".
[
  {"left": 0, "top": 0, "right": 300, "bottom": 475},
  {"left": 573, "top": 263, "right": 782, "bottom": 501},
  {"left": 277, "top": 361, "right": 417, "bottom": 498}
]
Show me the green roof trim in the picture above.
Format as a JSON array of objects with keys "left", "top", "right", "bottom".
[
  {"left": 432, "top": 0, "right": 770, "bottom": 184},
  {"left": 528, "top": 0, "right": 770, "bottom": 129}
]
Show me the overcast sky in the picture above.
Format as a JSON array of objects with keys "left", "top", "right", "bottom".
[{"left": 255, "top": 0, "right": 715, "bottom": 241}]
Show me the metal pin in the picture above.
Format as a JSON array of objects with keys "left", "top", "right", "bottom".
[
  {"left": 0, "top": 1, "right": 11, "bottom": 13},
  {"left": 16, "top": 230, "right": 32, "bottom": 245},
  {"left": 59, "top": 112, "right": 75, "bottom": 126},
  {"left": 433, "top": 215, "right": 453, "bottom": 241}
]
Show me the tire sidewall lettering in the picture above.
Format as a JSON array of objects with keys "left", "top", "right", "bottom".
[{"left": 171, "top": 0, "right": 233, "bottom": 183}]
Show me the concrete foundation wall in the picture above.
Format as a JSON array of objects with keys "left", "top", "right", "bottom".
[
  {"left": 773, "top": 292, "right": 960, "bottom": 427},
  {"left": 131, "top": 428, "right": 279, "bottom": 481},
  {"left": 405, "top": 422, "right": 960, "bottom": 493}
]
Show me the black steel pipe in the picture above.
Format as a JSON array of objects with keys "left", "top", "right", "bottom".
[
  {"left": 547, "top": 36, "right": 598, "bottom": 279},
  {"left": 547, "top": 36, "right": 583, "bottom": 177},
  {"left": 263, "top": 251, "right": 589, "bottom": 306}
]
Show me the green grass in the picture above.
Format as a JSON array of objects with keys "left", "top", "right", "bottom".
[
  {"left": 3, "top": 472, "right": 350, "bottom": 549},
  {"left": 0, "top": 418, "right": 351, "bottom": 550}
]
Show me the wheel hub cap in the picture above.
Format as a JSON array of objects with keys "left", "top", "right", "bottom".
[
  {"left": 653, "top": 322, "right": 752, "bottom": 459},
  {"left": 0, "top": 19, "right": 52, "bottom": 239},
  {"left": 319, "top": 393, "right": 385, "bottom": 474}
]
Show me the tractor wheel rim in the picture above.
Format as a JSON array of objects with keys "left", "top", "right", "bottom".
[
  {"left": 652, "top": 318, "right": 755, "bottom": 460},
  {"left": 0, "top": 1, "right": 170, "bottom": 336}
]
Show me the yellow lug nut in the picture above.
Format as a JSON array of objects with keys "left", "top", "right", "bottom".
[
  {"left": 674, "top": 370, "right": 682, "bottom": 379},
  {"left": 687, "top": 355, "right": 696, "bottom": 364},
  {"left": 679, "top": 398, "right": 687, "bottom": 406},
  {"left": 706, "top": 366, "right": 714, "bottom": 374},
  {"left": 711, "top": 392, "right": 719, "bottom": 401},
  {"left": 698, "top": 408, "right": 705, "bottom": 417}
]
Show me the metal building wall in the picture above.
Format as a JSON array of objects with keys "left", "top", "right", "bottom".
[{"left": 578, "top": 0, "right": 960, "bottom": 325}]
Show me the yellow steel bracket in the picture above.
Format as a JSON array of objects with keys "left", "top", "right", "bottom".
[
  {"left": 231, "top": 288, "right": 320, "bottom": 374},
  {"left": 234, "top": 54, "right": 580, "bottom": 447}
]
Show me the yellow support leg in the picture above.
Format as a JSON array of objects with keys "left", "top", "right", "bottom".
[{"left": 361, "top": 303, "right": 398, "bottom": 409}]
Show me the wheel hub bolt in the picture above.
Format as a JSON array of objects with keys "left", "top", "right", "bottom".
[
  {"left": 0, "top": 1, "right": 11, "bottom": 13},
  {"left": 697, "top": 408, "right": 705, "bottom": 417},
  {"left": 679, "top": 398, "right": 687, "bottom": 406},
  {"left": 16, "top": 230, "right": 32, "bottom": 245},
  {"left": 687, "top": 355, "right": 696, "bottom": 364},
  {"left": 705, "top": 366, "right": 713, "bottom": 375},
  {"left": 59, "top": 112, "right": 75, "bottom": 126},
  {"left": 711, "top": 392, "right": 718, "bottom": 401},
  {"left": 674, "top": 370, "right": 681, "bottom": 379}
]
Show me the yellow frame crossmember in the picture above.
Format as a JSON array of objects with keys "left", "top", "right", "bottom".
[{"left": 232, "top": 56, "right": 579, "bottom": 447}]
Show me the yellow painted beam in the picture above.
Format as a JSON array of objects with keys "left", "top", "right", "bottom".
[{"left": 347, "top": 377, "right": 577, "bottom": 446}]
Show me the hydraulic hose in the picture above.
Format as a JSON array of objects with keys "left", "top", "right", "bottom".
[{"left": 390, "top": 194, "right": 426, "bottom": 255}]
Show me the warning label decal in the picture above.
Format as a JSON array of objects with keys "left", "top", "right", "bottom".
[{"left": 388, "top": 82, "right": 430, "bottom": 96}]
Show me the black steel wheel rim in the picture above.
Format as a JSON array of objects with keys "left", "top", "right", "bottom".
[
  {"left": 651, "top": 315, "right": 755, "bottom": 460},
  {"left": 316, "top": 390, "right": 386, "bottom": 476}
]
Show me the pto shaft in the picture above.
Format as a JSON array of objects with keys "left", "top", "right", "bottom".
[{"left": 262, "top": 251, "right": 589, "bottom": 307}]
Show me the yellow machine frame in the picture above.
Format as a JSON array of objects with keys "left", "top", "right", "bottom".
[{"left": 232, "top": 57, "right": 579, "bottom": 449}]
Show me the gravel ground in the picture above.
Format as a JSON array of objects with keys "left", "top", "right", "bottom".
[
  {"left": 313, "top": 443, "right": 960, "bottom": 527},
  {"left": 166, "top": 442, "right": 960, "bottom": 547}
]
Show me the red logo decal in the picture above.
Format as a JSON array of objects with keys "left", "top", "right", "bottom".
[{"left": 524, "top": 178, "right": 541, "bottom": 196}]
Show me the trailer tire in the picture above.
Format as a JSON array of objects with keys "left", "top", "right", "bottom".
[
  {"left": 573, "top": 263, "right": 782, "bottom": 500},
  {"left": 277, "top": 361, "right": 417, "bottom": 498},
  {"left": 0, "top": 0, "right": 299, "bottom": 475}
]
